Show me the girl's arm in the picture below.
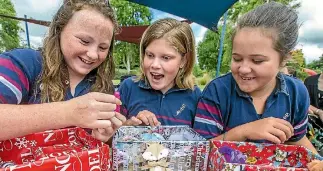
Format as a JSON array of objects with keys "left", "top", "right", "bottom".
[
  {"left": 0, "top": 92, "right": 122, "bottom": 141},
  {"left": 286, "top": 136, "right": 318, "bottom": 154},
  {"left": 0, "top": 102, "right": 72, "bottom": 140},
  {"left": 210, "top": 117, "right": 294, "bottom": 144},
  {"left": 287, "top": 83, "right": 318, "bottom": 154}
]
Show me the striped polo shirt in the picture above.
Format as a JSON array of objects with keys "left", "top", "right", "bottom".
[
  {"left": 193, "top": 72, "right": 309, "bottom": 143},
  {"left": 0, "top": 49, "right": 94, "bottom": 104},
  {"left": 118, "top": 77, "right": 201, "bottom": 127}
]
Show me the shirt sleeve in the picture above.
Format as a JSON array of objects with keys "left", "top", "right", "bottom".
[
  {"left": 288, "top": 83, "right": 310, "bottom": 142},
  {"left": 0, "top": 49, "right": 41, "bottom": 104},
  {"left": 193, "top": 82, "right": 225, "bottom": 139}
]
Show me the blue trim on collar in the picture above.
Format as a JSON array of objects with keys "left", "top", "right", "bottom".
[
  {"left": 137, "top": 78, "right": 188, "bottom": 93},
  {"left": 235, "top": 72, "right": 289, "bottom": 98},
  {"left": 138, "top": 78, "right": 151, "bottom": 89}
]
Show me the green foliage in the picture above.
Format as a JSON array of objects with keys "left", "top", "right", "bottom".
[
  {"left": 110, "top": 0, "right": 152, "bottom": 72},
  {"left": 286, "top": 49, "right": 307, "bottom": 81},
  {"left": 290, "top": 49, "right": 305, "bottom": 67},
  {"left": 113, "top": 42, "right": 140, "bottom": 70},
  {"left": 307, "top": 55, "right": 323, "bottom": 72},
  {"left": 196, "top": 73, "right": 211, "bottom": 86},
  {"left": 197, "top": 30, "right": 219, "bottom": 71},
  {"left": 193, "top": 64, "right": 204, "bottom": 77},
  {"left": 196, "top": 0, "right": 300, "bottom": 75},
  {"left": 114, "top": 68, "right": 139, "bottom": 80},
  {"left": 0, "top": 0, "right": 20, "bottom": 52},
  {"left": 197, "top": 24, "right": 233, "bottom": 74},
  {"left": 228, "top": 0, "right": 301, "bottom": 24}
]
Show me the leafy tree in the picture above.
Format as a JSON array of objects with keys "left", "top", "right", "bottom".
[
  {"left": 290, "top": 49, "right": 305, "bottom": 67},
  {"left": 197, "top": 0, "right": 300, "bottom": 75},
  {"left": 228, "top": 0, "right": 301, "bottom": 24},
  {"left": 0, "top": 0, "right": 20, "bottom": 52},
  {"left": 197, "top": 23, "right": 233, "bottom": 75},
  {"left": 307, "top": 54, "right": 323, "bottom": 72},
  {"left": 110, "top": 0, "right": 152, "bottom": 74},
  {"left": 285, "top": 49, "right": 308, "bottom": 80},
  {"left": 197, "top": 30, "right": 220, "bottom": 71}
]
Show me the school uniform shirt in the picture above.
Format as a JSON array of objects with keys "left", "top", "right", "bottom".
[
  {"left": 0, "top": 48, "right": 95, "bottom": 104},
  {"left": 193, "top": 72, "right": 309, "bottom": 143},
  {"left": 118, "top": 77, "right": 201, "bottom": 127}
]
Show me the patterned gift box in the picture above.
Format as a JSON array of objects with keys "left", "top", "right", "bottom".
[
  {"left": 0, "top": 127, "right": 111, "bottom": 171},
  {"left": 112, "top": 126, "right": 210, "bottom": 171},
  {"left": 208, "top": 140, "right": 323, "bottom": 171}
]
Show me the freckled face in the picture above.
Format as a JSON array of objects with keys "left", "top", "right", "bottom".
[{"left": 60, "top": 9, "right": 114, "bottom": 81}]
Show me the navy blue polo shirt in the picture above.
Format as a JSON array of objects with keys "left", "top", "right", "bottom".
[
  {"left": 193, "top": 72, "right": 309, "bottom": 143},
  {"left": 0, "top": 49, "right": 94, "bottom": 104},
  {"left": 118, "top": 77, "right": 201, "bottom": 127}
]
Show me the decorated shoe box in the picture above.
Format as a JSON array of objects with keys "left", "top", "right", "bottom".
[{"left": 112, "top": 126, "right": 210, "bottom": 171}]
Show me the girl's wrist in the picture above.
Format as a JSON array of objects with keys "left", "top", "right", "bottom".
[{"left": 317, "top": 109, "right": 323, "bottom": 116}]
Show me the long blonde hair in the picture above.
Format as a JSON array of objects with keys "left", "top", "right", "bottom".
[
  {"left": 139, "top": 18, "right": 196, "bottom": 90},
  {"left": 38, "top": 0, "right": 119, "bottom": 103}
]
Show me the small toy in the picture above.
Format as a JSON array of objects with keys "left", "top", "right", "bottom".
[{"left": 141, "top": 142, "right": 171, "bottom": 171}]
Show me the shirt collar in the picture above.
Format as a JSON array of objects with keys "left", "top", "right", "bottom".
[
  {"left": 235, "top": 72, "right": 289, "bottom": 98},
  {"left": 138, "top": 78, "right": 187, "bottom": 93},
  {"left": 275, "top": 72, "right": 289, "bottom": 96}
]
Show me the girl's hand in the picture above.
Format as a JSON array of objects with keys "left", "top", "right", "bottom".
[
  {"left": 136, "top": 110, "right": 161, "bottom": 127},
  {"left": 93, "top": 112, "right": 126, "bottom": 142},
  {"left": 66, "top": 92, "right": 123, "bottom": 129},
  {"left": 92, "top": 127, "right": 114, "bottom": 142},
  {"left": 308, "top": 160, "right": 323, "bottom": 171},
  {"left": 124, "top": 116, "right": 143, "bottom": 126},
  {"left": 241, "top": 117, "right": 294, "bottom": 144}
]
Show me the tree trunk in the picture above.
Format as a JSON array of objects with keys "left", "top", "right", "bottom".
[{"left": 126, "top": 54, "right": 131, "bottom": 74}]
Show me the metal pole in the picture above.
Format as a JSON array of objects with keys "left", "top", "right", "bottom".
[
  {"left": 216, "top": 11, "right": 228, "bottom": 77},
  {"left": 24, "top": 15, "right": 31, "bottom": 48}
]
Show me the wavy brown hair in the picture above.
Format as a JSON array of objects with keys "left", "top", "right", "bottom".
[
  {"left": 38, "top": 0, "right": 119, "bottom": 103},
  {"left": 139, "top": 18, "right": 196, "bottom": 90}
]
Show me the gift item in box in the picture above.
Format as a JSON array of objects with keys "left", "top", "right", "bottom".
[
  {"left": 208, "top": 140, "right": 323, "bottom": 171},
  {"left": 0, "top": 127, "right": 111, "bottom": 171},
  {"left": 112, "top": 126, "right": 210, "bottom": 171}
]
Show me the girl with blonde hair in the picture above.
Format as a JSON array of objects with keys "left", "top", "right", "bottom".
[{"left": 118, "top": 18, "right": 201, "bottom": 127}]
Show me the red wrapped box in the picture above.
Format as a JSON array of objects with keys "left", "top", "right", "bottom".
[
  {"left": 0, "top": 127, "right": 111, "bottom": 171},
  {"left": 208, "top": 140, "right": 323, "bottom": 171}
]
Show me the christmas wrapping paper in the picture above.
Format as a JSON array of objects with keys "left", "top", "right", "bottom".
[
  {"left": 208, "top": 140, "right": 323, "bottom": 171},
  {"left": 0, "top": 127, "right": 110, "bottom": 171},
  {"left": 112, "top": 126, "right": 210, "bottom": 171}
]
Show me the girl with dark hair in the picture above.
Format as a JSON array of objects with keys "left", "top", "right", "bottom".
[{"left": 194, "top": 1, "right": 317, "bottom": 152}]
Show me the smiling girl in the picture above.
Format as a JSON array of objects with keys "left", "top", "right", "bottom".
[
  {"left": 0, "top": 0, "right": 126, "bottom": 142},
  {"left": 193, "top": 2, "right": 317, "bottom": 153},
  {"left": 118, "top": 18, "right": 201, "bottom": 127}
]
